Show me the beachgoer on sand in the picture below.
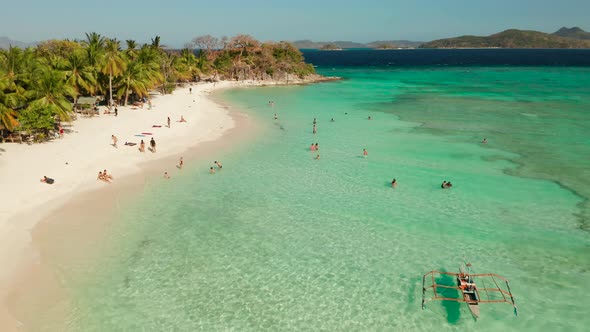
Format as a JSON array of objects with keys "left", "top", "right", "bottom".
[
  {"left": 103, "top": 169, "right": 114, "bottom": 181},
  {"left": 40, "top": 176, "right": 54, "bottom": 184},
  {"left": 111, "top": 135, "right": 118, "bottom": 148},
  {"left": 114, "top": 107, "right": 118, "bottom": 117},
  {"left": 179, "top": 157, "right": 184, "bottom": 169},
  {"left": 140, "top": 140, "right": 145, "bottom": 152},
  {"left": 150, "top": 137, "right": 156, "bottom": 152},
  {"left": 180, "top": 115, "right": 187, "bottom": 122},
  {"left": 167, "top": 117, "right": 171, "bottom": 128},
  {"left": 164, "top": 172, "right": 171, "bottom": 179}
]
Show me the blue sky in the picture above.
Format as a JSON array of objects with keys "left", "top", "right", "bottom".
[{"left": 3, "top": 0, "right": 589, "bottom": 47}]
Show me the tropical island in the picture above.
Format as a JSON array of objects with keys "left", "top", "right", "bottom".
[
  {"left": 319, "top": 43, "right": 343, "bottom": 51},
  {"left": 420, "top": 28, "right": 590, "bottom": 49},
  {"left": 0, "top": 33, "right": 330, "bottom": 140}
]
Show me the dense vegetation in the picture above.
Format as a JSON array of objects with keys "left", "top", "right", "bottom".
[
  {"left": 0, "top": 33, "right": 315, "bottom": 137},
  {"left": 421, "top": 29, "right": 590, "bottom": 49}
]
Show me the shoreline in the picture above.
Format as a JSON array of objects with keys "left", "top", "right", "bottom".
[{"left": 0, "top": 76, "right": 336, "bottom": 330}]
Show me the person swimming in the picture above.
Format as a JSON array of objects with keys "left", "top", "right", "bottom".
[
  {"left": 330, "top": 118, "right": 335, "bottom": 122},
  {"left": 315, "top": 154, "right": 320, "bottom": 160},
  {"left": 442, "top": 181, "right": 452, "bottom": 189},
  {"left": 441, "top": 181, "right": 447, "bottom": 189},
  {"left": 482, "top": 138, "right": 488, "bottom": 144}
]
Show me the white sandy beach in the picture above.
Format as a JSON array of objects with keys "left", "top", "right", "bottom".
[{"left": 0, "top": 81, "right": 256, "bottom": 326}]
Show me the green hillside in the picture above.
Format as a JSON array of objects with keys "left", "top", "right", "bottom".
[{"left": 421, "top": 29, "right": 590, "bottom": 48}]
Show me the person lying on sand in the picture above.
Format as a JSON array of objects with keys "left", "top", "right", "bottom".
[
  {"left": 179, "top": 115, "right": 187, "bottom": 122},
  {"left": 103, "top": 169, "right": 114, "bottom": 181},
  {"left": 124, "top": 142, "right": 137, "bottom": 146},
  {"left": 40, "top": 176, "right": 54, "bottom": 184},
  {"left": 97, "top": 171, "right": 110, "bottom": 183}
]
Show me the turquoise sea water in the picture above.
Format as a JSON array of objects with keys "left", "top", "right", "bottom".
[{"left": 43, "top": 67, "right": 590, "bottom": 331}]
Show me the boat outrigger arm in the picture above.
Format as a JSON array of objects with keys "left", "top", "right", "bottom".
[{"left": 421, "top": 268, "right": 517, "bottom": 319}]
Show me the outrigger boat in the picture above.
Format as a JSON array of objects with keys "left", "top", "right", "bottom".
[{"left": 422, "top": 262, "right": 517, "bottom": 319}]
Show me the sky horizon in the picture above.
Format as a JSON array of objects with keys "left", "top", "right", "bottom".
[{"left": 2, "top": 0, "right": 589, "bottom": 47}]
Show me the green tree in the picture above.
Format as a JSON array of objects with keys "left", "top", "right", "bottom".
[
  {"left": 102, "top": 39, "right": 127, "bottom": 107},
  {"left": 26, "top": 66, "right": 75, "bottom": 122}
]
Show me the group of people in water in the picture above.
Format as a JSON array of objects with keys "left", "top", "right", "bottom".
[
  {"left": 301, "top": 114, "right": 463, "bottom": 190},
  {"left": 209, "top": 161, "right": 223, "bottom": 174}
]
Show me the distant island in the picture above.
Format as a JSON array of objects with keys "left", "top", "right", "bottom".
[
  {"left": 320, "top": 43, "right": 343, "bottom": 51},
  {"left": 421, "top": 28, "right": 590, "bottom": 49},
  {"left": 293, "top": 40, "right": 423, "bottom": 50}
]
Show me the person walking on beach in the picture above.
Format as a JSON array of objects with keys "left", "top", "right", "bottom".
[
  {"left": 189, "top": 87, "right": 192, "bottom": 94},
  {"left": 363, "top": 148, "right": 368, "bottom": 158},
  {"left": 179, "top": 157, "right": 184, "bottom": 169},
  {"left": 150, "top": 137, "right": 156, "bottom": 152},
  {"left": 111, "top": 135, "right": 118, "bottom": 148},
  {"left": 167, "top": 116, "right": 171, "bottom": 128},
  {"left": 114, "top": 107, "right": 118, "bottom": 117},
  {"left": 139, "top": 140, "right": 145, "bottom": 152}
]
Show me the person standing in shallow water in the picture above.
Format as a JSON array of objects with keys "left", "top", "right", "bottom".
[
  {"left": 363, "top": 148, "right": 368, "bottom": 158},
  {"left": 391, "top": 179, "right": 397, "bottom": 188},
  {"left": 310, "top": 143, "right": 315, "bottom": 151}
]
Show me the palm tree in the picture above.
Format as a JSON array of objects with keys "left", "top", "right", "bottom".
[
  {"left": 178, "top": 48, "right": 200, "bottom": 81},
  {"left": 83, "top": 32, "right": 105, "bottom": 67},
  {"left": 117, "top": 59, "right": 161, "bottom": 106},
  {"left": 26, "top": 66, "right": 75, "bottom": 122},
  {"left": 64, "top": 50, "right": 97, "bottom": 103},
  {"left": 102, "top": 39, "right": 127, "bottom": 107},
  {"left": 0, "top": 76, "right": 19, "bottom": 132},
  {"left": 125, "top": 40, "right": 138, "bottom": 61}
]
